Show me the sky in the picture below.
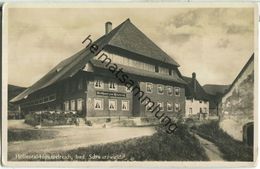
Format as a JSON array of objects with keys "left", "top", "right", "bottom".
[{"left": 7, "top": 6, "right": 255, "bottom": 87}]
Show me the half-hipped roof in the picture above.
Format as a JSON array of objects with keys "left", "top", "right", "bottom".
[{"left": 11, "top": 19, "right": 181, "bottom": 103}]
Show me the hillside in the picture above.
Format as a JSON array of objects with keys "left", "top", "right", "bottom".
[
  {"left": 8, "top": 84, "right": 26, "bottom": 101},
  {"left": 8, "top": 84, "right": 26, "bottom": 112}
]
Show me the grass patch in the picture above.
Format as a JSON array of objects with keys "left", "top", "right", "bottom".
[
  {"left": 19, "top": 124, "right": 209, "bottom": 161},
  {"left": 66, "top": 124, "right": 209, "bottom": 161},
  {"left": 195, "top": 121, "right": 253, "bottom": 161},
  {"left": 8, "top": 129, "right": 58, "bottom": 142}
]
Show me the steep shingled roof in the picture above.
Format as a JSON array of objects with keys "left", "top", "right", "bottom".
[
  {"left": 107, "top": 19, "right": 179, "bottom": 66},
  {"left": 183, "top": 76, "right": 209, "bottom": 101},
  {"left": 11, "top": 19, "right": 180, "bottom": 103}
]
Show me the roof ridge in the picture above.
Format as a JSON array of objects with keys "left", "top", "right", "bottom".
[
  {"left": 107, "top": 19, "right": 180, "bottom": 67},
  {"left": 10, "top": 19, "right": 182, "bottom": 102},
  {"left": 107, "top": 19, "right": 131, "bottom": 45}
]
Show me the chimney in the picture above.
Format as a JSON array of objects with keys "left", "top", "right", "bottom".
[
  {"left": 192, "top": 72, "right": 196, "bottom": 93},
  {"left": 105, "top": 21, "right": 112, "bottom": 34}
]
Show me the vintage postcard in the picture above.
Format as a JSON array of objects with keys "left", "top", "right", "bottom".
[{"left": 1, "top": 2, "right": 258, "bottom": 167}]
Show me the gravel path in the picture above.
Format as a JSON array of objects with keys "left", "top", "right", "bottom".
[{"left": 194, "top": 134, "right": 224, "bottom": 161}]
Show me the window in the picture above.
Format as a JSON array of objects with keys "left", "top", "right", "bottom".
[
  {"left": 199, "top": 100, "right": 202, "bottom": 103},
  {"left": 189, "top": 108, "right": 192, "bottom": 114},
  {"left": 125, "top": 86, "right": 131, "bottom": 92},
  {"left": 64, "top": 101, "right": 69, "bottom": 111},
  {"left": 175, "top": 103, "right": 180, "bottom": 112},
  {"left": 77, "top": 98, "right": 83, "bottom": 111},
  {"left": 143, "top": 62, "right": 155, "bottom": 72},
  {"left": 157, "top": 102, "right": 164, "bottom": 111},
  {"left": 146, "top": 102, "right": 154, "bottom": 111},
  {"left": 155, "top": 66, "right": 159, "bottom": 73},
  {"left": 49, "top": 94, "right": 56, "bottom": 101},
  {"left": 94, "top": 98, "right": 103, "bottom": 110},
  {"left": 122, "top": 100, "right": 129, "bottom": 111},
  {"left": 146, "top": 83, "right": 153, "bottom": 93},
  {"left": 109, "top": 99, "right": 117, "bottom": 110},
  {"left": 157, "top": 85, "right": 164, "bottom": 94},
  {"left": 167, "top": 102, "right": 173, "bottom": 111},
  {"left": 70, "top": 100, "right": 76, "bottom": 111},
  {"left": 204, "top": 108, "right": 207, "bottom": 113},
  {"left": 43, "top": 97, "right": 49, "bottom": 102},
  {"left": 109, "top": 82, "right": 118, "bottom": 90},
  {"left": 78, "top": 78, "right": 83, "bottom": 90},
  {"left": 174, "top": 87, "right": 180, "bottom": 96},
  {"left": 167, "top": 86, "right": 173, "bottom": 95},
  {"left": 159, "top": 66, "right": 169, "bottom": 75},
  {"left": 38, "top": 99, "right": 43, "bottom": 104},
  {"left": 200, "top": 108, "right": 203, "bottom": 113},
  {"left": 94, "top": 79, "right": 103, "bottom": 89},
  {"left": 136, "top": 60, "right": 144, "bottom": 69}
]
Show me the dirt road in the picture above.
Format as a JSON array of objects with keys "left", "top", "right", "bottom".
[{"left": 8, "top": 126, "right": 155, "bottom": 160}]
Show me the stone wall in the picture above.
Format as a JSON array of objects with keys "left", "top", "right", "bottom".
[{"left": 220, "top": 59, "right": 254, "bottom": 141}]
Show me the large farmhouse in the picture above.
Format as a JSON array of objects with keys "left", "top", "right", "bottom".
[{"left": 11, "top": 19, "right": 187, "bottom": 121}]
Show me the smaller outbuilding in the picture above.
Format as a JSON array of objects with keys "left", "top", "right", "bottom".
[
  {"left": 203, "top": 84, "right": 230, "bottom": 117},
  {"left": 183, "top": 73, "right": 210, "bottom": 120}
]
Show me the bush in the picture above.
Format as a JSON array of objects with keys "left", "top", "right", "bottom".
[
  {"left": 25, "top": 113, "right": 40, "bottom": 126},
  {"left": 24, "top": 111, "right": 78, "bottom": 126},
  {"left": 185, "top": 118, "right": 195, "bottom": 128},
  {"left": 85, "top": 120, "right": 92, "bottom": 126},
  {"left": 196, "top": 121, "right": 253, "bottom": 161}
]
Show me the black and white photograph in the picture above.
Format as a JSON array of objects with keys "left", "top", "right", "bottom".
[{"left": 1, "top": 2, "right": 258, "bottom": 167}]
